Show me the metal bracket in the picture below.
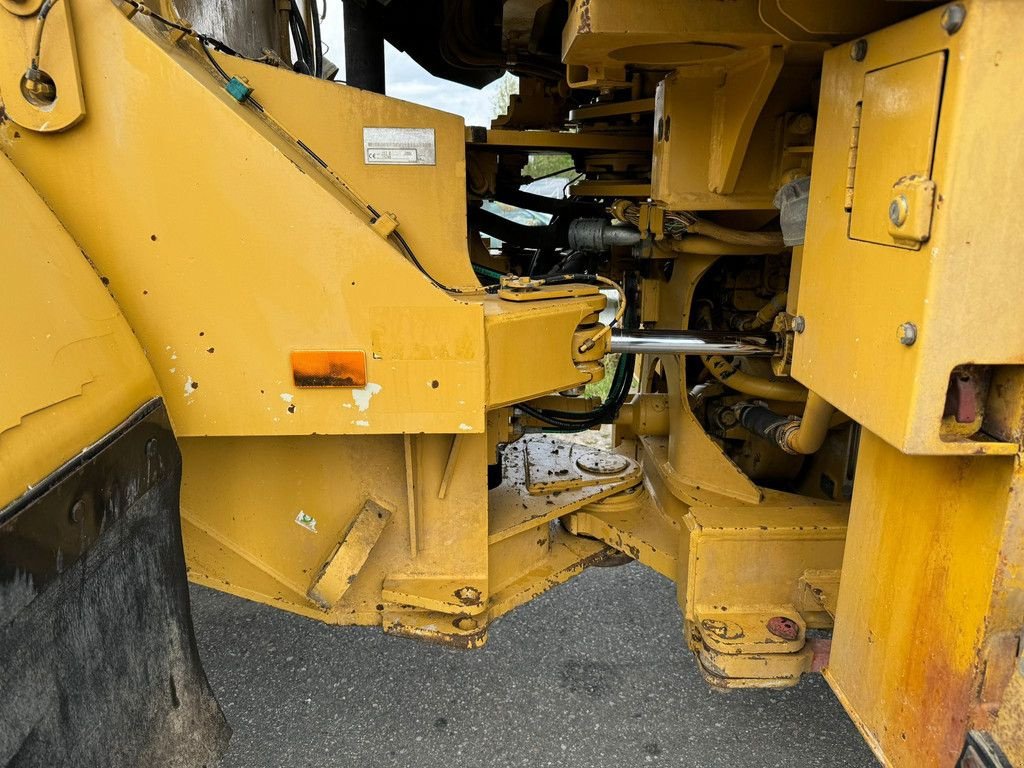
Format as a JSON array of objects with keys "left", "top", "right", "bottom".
[{"left": 0, "top": 0, "right": 85, "bottom": 132}]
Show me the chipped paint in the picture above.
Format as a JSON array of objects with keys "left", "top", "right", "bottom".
[
  {"left": 295, "top": 511, "right": 317, "bottom": 533},
  {"left": 184, "top": 376, "right": 195, "bottom": 396},
  {"left": 280, "top": 393, "right": 293, "bottom": 403},
  {"left": 354, "top": 419, "right": 370, "bottom": 427},
  {"left": 459, "top": 423, "right": 474, "bottom": 431},
  {"left": 342, "top": 403, "right": 352, "bottom": 409},
  {"left": 351, "top": 382, "right": 382, "bottom": 412}
]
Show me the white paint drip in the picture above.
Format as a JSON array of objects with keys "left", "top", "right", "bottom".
[
  {"left": 351, "top": 383, "right": 382, "bottom": 412},
  {"left": 295, "top": 511, "right": 317, "bottom": 533}
]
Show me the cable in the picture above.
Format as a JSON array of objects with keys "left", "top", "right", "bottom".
[
  {"left": 199, "top": 35, "right": 231, "bottom": 81},
  {"left": 27, "top": 0, "right": 61, "bottom": 73},
  {"left": 308, "top": 0, "right": 324, "bottom": 78},
  {"left": 122, "top": 0, "right": 487, "bottom": 296},
  {"left": 527, "top": 166, "right": 577, "bottom": 183}
]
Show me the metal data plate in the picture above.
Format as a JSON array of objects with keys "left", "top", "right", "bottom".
[{"left": 363, "top": 127, "right": 436, "bottom": 165}]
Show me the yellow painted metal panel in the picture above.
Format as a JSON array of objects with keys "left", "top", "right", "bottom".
[
  {"left": 827, "top": 429, "right": 1017, "bottom": 767},
  {"left": 849, "top": 53, "right": 945, "bottom": 247},
  {"left": 793, "top": 0, "right": 1024, "bottom": 454},
  {"left": 0, "top": 153, "right": 157, "bottom": 508}
]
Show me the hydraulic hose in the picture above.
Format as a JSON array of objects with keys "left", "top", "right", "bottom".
[
  {"left": 735, "top": 292, "right": 788, "bottom": 331},
  {"left": 735, "top": 392, "right": 837, "bottom": 455},
  {"left": 702, "top": 356, "right": 808, "bottom": 403},
  {"left": 688, "top": 219, "right": 786, "bottom": 249},
  {"left": 695, "top": 304, "right": 806, "bottom": 403},
  {"left": 493, "top": 187, "right": 604, "bottom": 218},
  {"left": 470, "top": 207, "right": 563, "bottom": 249}
]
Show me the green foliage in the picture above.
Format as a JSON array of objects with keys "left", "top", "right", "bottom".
[
  {"left": 523, "top": 153, "right": 576, "bottom": 179},
  {"left": 584, "top": 355, "right": 619, "bottom": 399}
]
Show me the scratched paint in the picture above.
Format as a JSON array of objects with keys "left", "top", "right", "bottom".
[
  {"left": 294, "top": 511, "right": 317, "bottom": 533},
  {"left": 351, "top": 383, "right": 382, "bottom": 412}
]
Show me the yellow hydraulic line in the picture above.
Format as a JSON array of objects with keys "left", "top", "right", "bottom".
[
  {"left": 702, "top": 355, "right": 808, "bottom": 403},
  {"left": 736, "top": 292, "right": 788, "bottom": 331},
  {"left": 661, "top": 237, "right": 784, "bottom": 257},
  {"left": 695, "top": 303, "right": 806, "bottom": 402},
  {"left": 779, "top": 392, "right": 838, "bottom": 454}
]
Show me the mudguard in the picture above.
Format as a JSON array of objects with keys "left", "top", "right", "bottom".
[{"left": 0, "top": 151, "right": 229, "bottom": 767}]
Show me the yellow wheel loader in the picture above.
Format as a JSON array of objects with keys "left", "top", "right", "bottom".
[{"left": 1, "top": 1, "right": 1022, "bottom": 766}]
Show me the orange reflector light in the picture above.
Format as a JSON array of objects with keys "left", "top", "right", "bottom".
[{"left": 291, "top": 351, "right": 367, "bottom": 388}]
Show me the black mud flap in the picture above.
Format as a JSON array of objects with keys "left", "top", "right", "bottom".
[{"left": 0, "top": 400, "right": 230, "bottom": 768}]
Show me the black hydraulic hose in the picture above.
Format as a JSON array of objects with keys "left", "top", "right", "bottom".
[
  {"left": 735, "top": 403, "right": 792, "bottom": 444},
  {"left": 309, "top": 0, "right": 323, "bottom": 77},
  {"left": 493, "top": 187, "right": 605, "bottom": 218},
  {"left": 470, "top": 207, "right": 566, "bottom": 250},
  {"left": 519, "top": 275, "right": 639, "bottom": 431},
  {"left": 289, "top": 5, "right": 313, "bottom": 74}
]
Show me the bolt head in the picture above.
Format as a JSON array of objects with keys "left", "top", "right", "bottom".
[
  {"left": 898, "top": 322, "right": 918, "bottom": 346},
  {"left": 941, "top": 3, "right": 966, "bottom": 35},
  {"left": 850, "top": 39, "right": 868, "bottom": 62},
  {"left": 889, "top": 195, "right": 909, "bottom": 227},
  {"left": 792, "top": 315, "right": 806, "bottom": 334}
]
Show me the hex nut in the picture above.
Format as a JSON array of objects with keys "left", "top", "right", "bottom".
[
  {"left": 850, "top": 39, "right": 868, "bottom": 62},
  {"left": 941, "top": 3, "right": 966, "bottom": 35},
  {"left": 898, "top": 322, "right": 918, "bottom": 347},
  {"left": 792, "top": 315, "right": 806, "bottom": 334},
  {"left": 889, "top": 195, "right": 909, "bottom": 228}
]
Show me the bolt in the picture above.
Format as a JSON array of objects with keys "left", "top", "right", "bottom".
[
  {"left": 850, "top": 39, "right": 868, "bottom": 62},
  {"left": 792, "top": 315, "right": 806, "bottom": 334},
  {"left": 145, "top": 437, "right": 159, "bottom": 457},
  {"left": 941, "top": 3, "right": 966, "bottom": 35},
  {"left": 898, "top": 322, "right": 918, "bottom": 346},
  {"left": 70, "top": 499, "right": 86, "bottom": 523},
  {"left": 889, "top": 195, "right": 909, "bottom": 227}
]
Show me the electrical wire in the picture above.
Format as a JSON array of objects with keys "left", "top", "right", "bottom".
[{"left": 27, "top": 0, "right": 61, "bottom": 73}]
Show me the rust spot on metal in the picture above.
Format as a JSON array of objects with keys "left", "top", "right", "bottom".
[
  {"left": 454, "top": 586, "right": 482, "bottom": 606},
  {"left": 766, "top": 616, "right": 800, "bottom": 641}
]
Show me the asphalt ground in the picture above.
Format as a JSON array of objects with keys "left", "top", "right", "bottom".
[{"left": 190, "top": 562, "right": 879, "bottom": 768}]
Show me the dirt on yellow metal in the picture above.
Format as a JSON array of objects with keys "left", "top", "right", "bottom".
[{"left": 4, "top": 0, "right": 1024, "bottom": 765}]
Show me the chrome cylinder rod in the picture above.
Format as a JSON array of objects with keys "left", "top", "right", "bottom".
[{"left": 609, "top": 329, "right": 778, "bottom": 356}]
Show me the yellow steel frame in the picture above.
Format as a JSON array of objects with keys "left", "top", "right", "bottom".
[{"left": 3, "top": 0, "right": 1023, "bottom": 765}]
